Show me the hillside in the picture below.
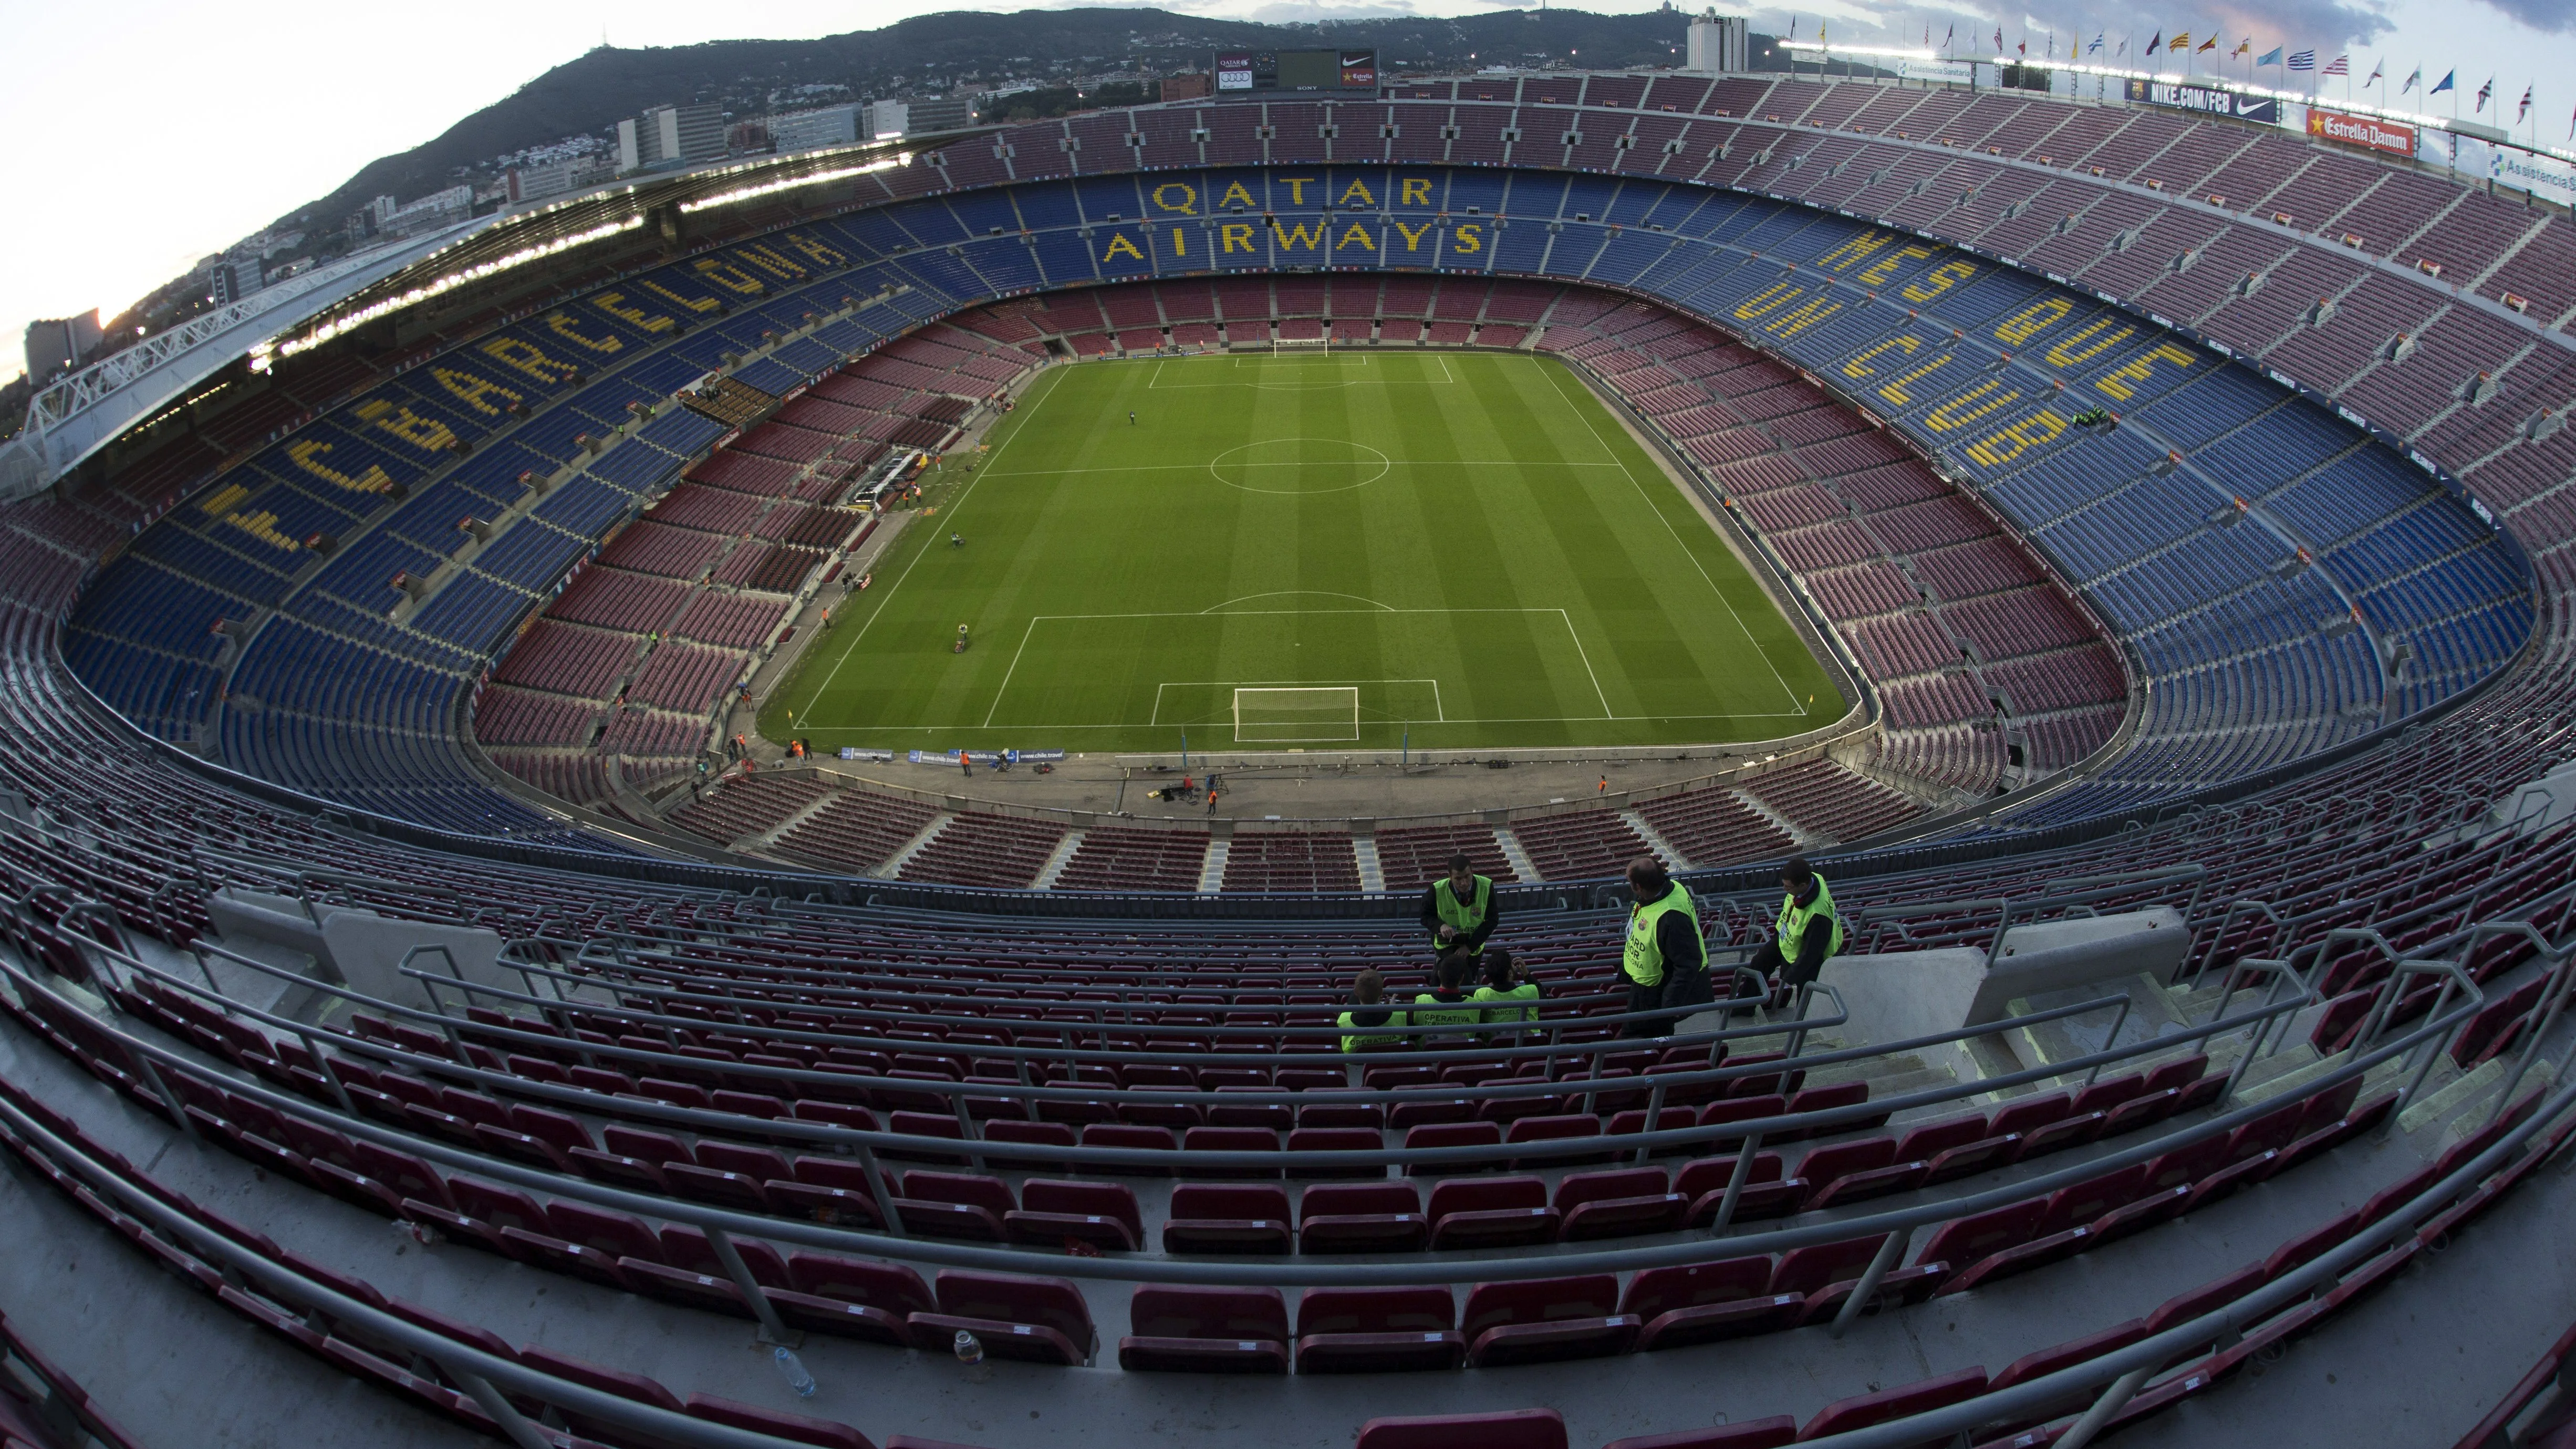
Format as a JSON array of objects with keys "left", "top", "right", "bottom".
[{"left": 297, "top": 6, "right": 1712, "bottom": 230}]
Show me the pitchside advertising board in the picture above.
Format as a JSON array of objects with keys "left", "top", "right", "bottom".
[
  {"left": 1214, "top": 48, "right": 1377, "bottom": 92},
  {"left": 2307, "top": 105, "right": 2418, "bottom": 159},
  {"left": 2124, "top": 79, "right": 2282, "bottom": 123}
]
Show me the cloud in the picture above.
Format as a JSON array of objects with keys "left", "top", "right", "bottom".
[
  {"left": 2467, "top": 0, "right": 2576, "bottom": 30},
  {"left": 1814, "top": 0, "right": 2392, "bottom": 51}
]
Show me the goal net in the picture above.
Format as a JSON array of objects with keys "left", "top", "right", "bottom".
[{"left": 1232, "top": 686, "right": 1362, "bottom": 743}]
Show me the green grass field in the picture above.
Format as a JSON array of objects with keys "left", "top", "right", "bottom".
[{"left": 763, "top": 350, "right": 1842, "bottom": 754}]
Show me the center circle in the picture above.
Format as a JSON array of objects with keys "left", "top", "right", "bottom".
[{"left": 1208, "top": 437, "right": 1390, "bottom": 495}]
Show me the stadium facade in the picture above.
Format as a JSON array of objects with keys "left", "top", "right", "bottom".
[{"left": 0, "top": 55, "right": 2573, "bottom": 1449}]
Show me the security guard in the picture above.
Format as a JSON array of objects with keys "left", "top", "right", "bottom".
[
  {"left": 1419, "top": 852, "right": 1500, "bottom": 957},
  {"left": 1337, "top": 968, "right": 1409, "bottom": 1053},
  {"left": 1471, "top": 948, "right": 1544, "bottom": 1039},
  {"left": 1755, "top": 856, "right": 1845, "bottom": 1005},
  {"left": 1409, "top": 953, "right": 1484, "bottom": 1040},
  {"left": 1620, "top": 856, "right": 1710, "bottom": 1039}
]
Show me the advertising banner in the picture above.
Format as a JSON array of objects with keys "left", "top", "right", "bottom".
[
  {"left": 908, "top": 748, "right": 1066, "bottom": 765},
  {"left": 2124, "top": 78, "right": 2282, "bottom": 123},
  {"left": 2492, "top": 147, "right": 2576, "bottom": 206},
  {"left": 2307, "top": 106, "right": 2417, "bottom": 159},
  {"left": 836, "top": 747, "right": 895, "bottom": 762},
  {"left": 1339, "top": 50, "right": 1379, "bottom": 88},
  {"left": 1216, "top": 52, "right": 1254, "bottom": 91}
]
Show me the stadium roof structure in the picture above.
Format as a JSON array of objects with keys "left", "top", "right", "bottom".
[{"left": 0, "top": 132, "right": 944, "bottom": 502}]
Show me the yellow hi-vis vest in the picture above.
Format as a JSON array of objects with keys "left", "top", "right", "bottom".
[
  {"left": 1474, "top": 982, "right": 1542, "bottom": 1027},
  {"left": 1410, "top": 992, "right": 1482, "bottom": 1031},
  {"left": 1338, "top": 1008, "right": 1407, "bottom": 1052},
  {"left": 1432, "top": 874, "right": 1493, "bottom": 952},
  {"left": 1622, "top": 885, "right": 1701, "bottom": 987},
  {"left": 1776, "top": 875, "right": 1845, "bottom": 962}
]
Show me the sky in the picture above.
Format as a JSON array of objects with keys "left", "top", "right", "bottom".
[{"left": 6, "top": 0, "right": 2575, "bottom": 390}]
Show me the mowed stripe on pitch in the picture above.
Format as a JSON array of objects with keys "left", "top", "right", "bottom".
[{"left": 762, "top": 352, "right": 1842, "bottom": 752}]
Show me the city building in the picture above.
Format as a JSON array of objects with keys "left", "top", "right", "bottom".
[
  {"left": 903, "top": 95, "right": 972, "bottom": 133},
  {"left": 505, "top": 159, "right": 579, "bottom": 204},
  {"left": 861, "top": 99, "right": 909, "bottom": 139},
  {"left": 772, "top": 103, "right": 863, "bottom": 153},
  {"left": 1160, "top": 72, "right": 1212, "bottom": 102},
  {"left": 373, "top": 185, "right": 474, "bottom": 238},
  {"left": 618, "top": 103, "right": 725, "bottom": 173},
  {"left": 1687, "top": 10, "right": 1751, "bottom": 72},
  {"left": 209, "top": 259, "right": 264, "bottom": 306},
  {"left": 22, "top": 311, "right": 102, "bottom": 383}
]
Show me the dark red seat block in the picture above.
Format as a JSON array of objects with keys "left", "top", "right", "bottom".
[
  {"left": 1357, "top": 1408, "right": 1567, "bottom": 1449},
  {"left": 1461, "top": 1275, "right": 1638, "bottom": 1367},
  {"left": 1119, "top": 1285, "right": 1290, "bottom": 1374},
  {"left": 1294, "top": 1287, "right": 1464, "bottom": 1373}
]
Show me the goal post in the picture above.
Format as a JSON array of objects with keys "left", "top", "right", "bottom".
[{"left": 1232, "top": 686, "right": 1362, "bottom": 743}]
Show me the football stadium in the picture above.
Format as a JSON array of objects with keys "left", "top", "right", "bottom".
[{"left": 2, "top": 15, "right": 2575, "bottom": 1449}]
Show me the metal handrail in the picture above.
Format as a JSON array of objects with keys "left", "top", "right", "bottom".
[
  {"left": 6, "top": 1015, "right": 2559, "bottom": 1449},
  {"left": 0, "top": 938, "right": 2437, "bottom": 1287},
  {"left": 124, "top": 924, "right": 2201, "bottom": 1137},
  {"left": 1794, "top": 1077, "right": 2576, "bottom": 1448}
]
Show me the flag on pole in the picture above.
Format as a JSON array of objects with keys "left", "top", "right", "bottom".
[
  {"left": 2116, "top": 36, "right": 2128, "bottom": 56},
  {"left": 2519, "top": 85, "right": 2534, "bottom": 122},
  {"left": 2089, "top": 32, "right": 2105, "bottom": 53},
  {"left": 2233, "top": 38, "right": 2252, "bottom": 57},
  {"left": 2567, "top": 101, "right": 2574, "bottom": 140},
  {"left": 2197, "top": 35, "right": 2218, "bottom": 56},
  {"left": 2287, "top": 49, "right": 2316, "bottom": 71},
  {"left": 2402, "top": 67, "right": 2422, "bottom": 93},
  {"left": 2257, "top": 45, "right": 2283, "bottom": 66},
  {"left": 1993, "top": 26, "right": 2004, "bottom": 50},
  {"left": 1788, "top": 16, "right": 1798, "bottom": 39},
  {"left": 2430, "top": 70, "right": 2454, "bottom": 96},
  {"left": 2322, "top": 53, "right": 2349, "bottom": 76},
  {"left": 2477, "top": 75, "right": 2495, "bottom": 112},
  {"left": 2147, "top": 29, "right": 2163, "bottom": 54},
  {"left": 2170, "top": 31, "right": 2190, "bottom": 51},
  {"left": 1944, "top": 23, "right": 1954, "bottom": 48}
]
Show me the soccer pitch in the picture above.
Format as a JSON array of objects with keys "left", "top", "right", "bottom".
[{"left": 764, "top": 350, "right": 1844, "bottom": 754}]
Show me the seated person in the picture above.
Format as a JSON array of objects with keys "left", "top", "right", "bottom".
[
  {"left": 1409, "top": 951, "right": 1484, "bottom": 1039},
  {"left": 1471, "top": 948, "right": 1544, "bottom": 1038},
  {"left": 1337, "top": 968, "right": 1408, "bottom": 1053}
]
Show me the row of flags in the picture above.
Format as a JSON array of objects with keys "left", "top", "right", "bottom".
[{"left": 1801, "top": 17, "right": 2563, "bottom": 134}]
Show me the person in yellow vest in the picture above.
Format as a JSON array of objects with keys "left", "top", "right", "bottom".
[
  {"left": 1337, "top": 968, "right": 1408, "bottom": 1053},
  {"left": 1410, "top": 952, "right": 1483, "bottom": 1041},
  {"left": 1619, "top": 856, "right": 1711, "bottom": 1039},
  {"left": 1472, "top": 948, "right": 1545, "bottom": 1041},
  {"left": 1754, "top": 856, "right": 1845, "bottom": 1007},
  {"left": 1418, "top": 853, "right": 1500, "bottom": 959}
]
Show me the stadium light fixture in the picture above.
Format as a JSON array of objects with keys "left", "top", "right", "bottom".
[
  {"left": 678, "top": 152, "right": 914, "bottom": 214},
  {"left": 250, "top": 215, "right": 646, "bottom": 371},
  {"left": 1778, "top": 40, "right": 1938, "bottom": 60}
]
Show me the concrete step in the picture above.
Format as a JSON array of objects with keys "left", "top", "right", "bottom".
[{"left": 1031, "top": 831, "right": 1086, "bottom": 891}]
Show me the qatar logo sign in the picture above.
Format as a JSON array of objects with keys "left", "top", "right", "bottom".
[
  {"left": 2307, "top": 106, "right": 2416, "bottom": 159},
  {"left": 1216, "top": 51, "right": 1255, "bottom": 91}
]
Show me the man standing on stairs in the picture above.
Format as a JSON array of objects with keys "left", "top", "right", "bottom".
[
  {"left": 1621, "top": 856, "right": 1710, "bottom": 1038},
  {"left": 1753, "top": 856, "right": 1844, "bottom": 1007},
  {"left": 1419, "top": 853, "right": 1500, "bottom": 962}
]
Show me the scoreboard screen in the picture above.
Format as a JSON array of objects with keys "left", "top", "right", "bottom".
[{"left": 1214, "top": 48, "right": 1376, "bottom": 91}]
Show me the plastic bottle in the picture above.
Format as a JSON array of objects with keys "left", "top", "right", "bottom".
[
  {"left": 952, "top": 1329, "right": 985, "bottom": 1365},
  {"left": 773, "top": 1346, "right": 817, "bottom": 1398}
]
